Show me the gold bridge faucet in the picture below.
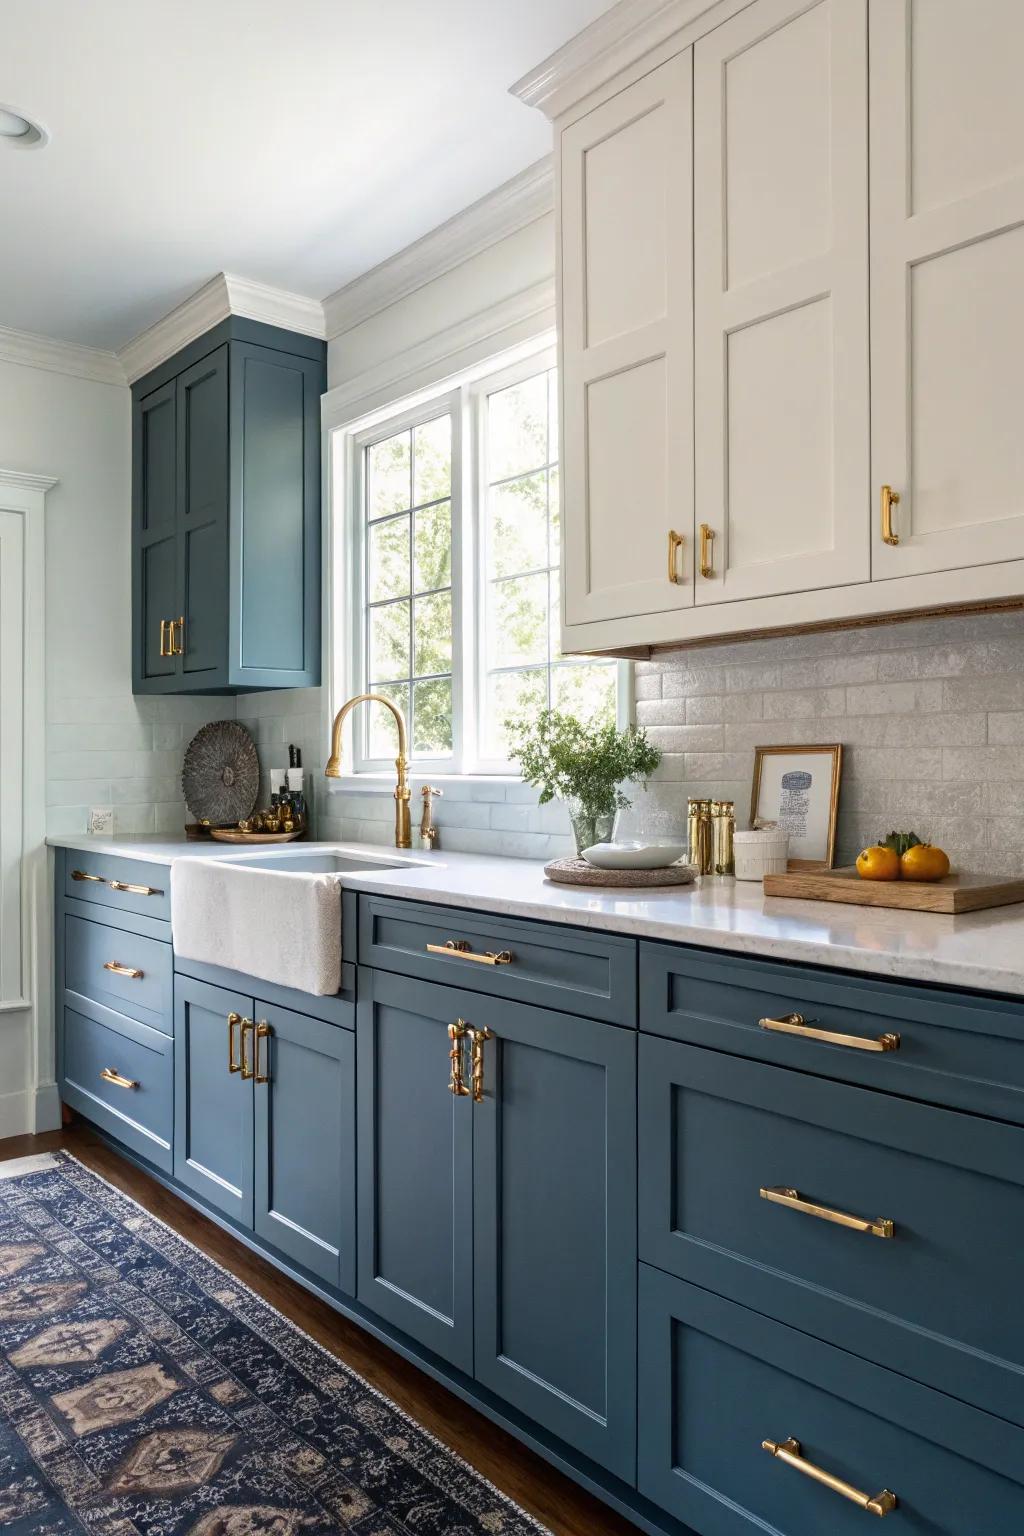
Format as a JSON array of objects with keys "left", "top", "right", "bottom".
[{"left": 324, "top": 693, "right": 411, "bottom": 848}]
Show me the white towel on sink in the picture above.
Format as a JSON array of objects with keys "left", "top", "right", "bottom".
[{"left": 172, "top": 858, "right": 343, "bottom": 996}]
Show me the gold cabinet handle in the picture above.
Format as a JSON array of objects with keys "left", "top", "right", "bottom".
[
  {"left": 71, "top": 869, "right": 105, "bottom": 884},
  {"left": 667, "top": 529, "right": 685, "bottom": 584},
  {"left": 760, "top": 1185, "right": 894, "bottom": 1240},
  {"left": 699, "top": 522, "right": 715, "bottom": 579},
  {"left": 227, "top": 1011, "right": 243, "bottom": 1074},
  {"left": 762, "top": 1437, "right": 897, "bottom": 1517},
  {"left": 159, "top": 618, "right": 171, "bottom": 658},
  {"left": 448, "top": 1020, "right": 470, "bottom": 1097},
  {"left": 881, "top": 484, "right": 900, "bottom": 546},
  {"left": 254, "top": 1021, "right": 271, "bottom": 1085},
  {"left": 167, "top": 615, "right": 185, "bottom": 656},
  {"left": 109, "top": 879, "right": 163, "bottom": 897},
  {"left": 100, "top": 1067, "right": 138, "bottom": 1091},
  {"left": 103, "top": 961, "right": 143, "bottom": 980},
  {"left": 468, "top": 1026, "right": 494, "bottom": 1103},
  {"left": 426, "top": 940, "right": 513, "bottom": 966},
  {"left": 759, "top": 1013, "right": 900, "bottom": 1053},
  {"left": 239, "top": 1018, "right": 254, "bottom": 1081}
]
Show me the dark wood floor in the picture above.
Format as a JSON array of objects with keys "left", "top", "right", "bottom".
[{"left": 0, "top": 1125, "right": 640, "bottom": 1536}]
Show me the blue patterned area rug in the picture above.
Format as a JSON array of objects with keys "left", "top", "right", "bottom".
[{"left": 0, "top": 1152, "right": 549, "bottom": 1536}]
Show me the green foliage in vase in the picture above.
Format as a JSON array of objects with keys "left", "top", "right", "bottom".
[{"left": 505, "top": 708, "right": 661, "bottom": 820}]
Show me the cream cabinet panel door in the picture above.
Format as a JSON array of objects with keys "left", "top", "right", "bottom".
[
  {"left": 693, "top": 0, "right": 869, "bottom": 606},
  {"left": 561, "top": 52, "right": 693, "bottom": 627},
  {"left": 871, "top": 0, "right": 1024, "bottom": 579}
]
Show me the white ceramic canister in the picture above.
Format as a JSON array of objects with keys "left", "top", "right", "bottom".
[{"left": 733, "top": 828, "right": 789, "bottom": 880}]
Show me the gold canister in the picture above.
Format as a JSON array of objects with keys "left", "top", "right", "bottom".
[
  {"left": 711, "top": 800, "right": 736, "bottom": 875},
  {"left": 688, "top": 797, "right": 714, "bottom": 875}
]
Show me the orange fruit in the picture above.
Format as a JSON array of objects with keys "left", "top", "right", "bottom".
[
  {"left": 856, "top": 845, "right": 901, "bottom": 881},
  {"left": 900, "top": 844, "right": 950, "bottom": 882}
]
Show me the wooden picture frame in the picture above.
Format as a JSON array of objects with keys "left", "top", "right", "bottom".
[{"left": 750, "top": 743, "right": 843, "bottom": 870}]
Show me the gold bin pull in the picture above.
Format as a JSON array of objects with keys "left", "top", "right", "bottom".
[
  {"left": 100, "top": 1067, "right": 138, "bottom": 1091},
  {"left": 109, "top": 879, "right": 163, "bottom": 897},
  {"left": 103, "top": 961, "right": 143, "bottom": 980},
  {"left": 759, "top": 1013, "right": 900, "bottom": 1053},
  {"left": 762, "top": 1437, "right": 897, "bottom": 1517},
  {"left": 760, "top": 1185, "right": 894, "bottom": 1239},
  {"left": 427, "top": 940, "right": 513, "bottom": 967}
]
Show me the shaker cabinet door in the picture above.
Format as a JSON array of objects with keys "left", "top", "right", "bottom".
[
  {"left": 693, "top": 0, "right": 869, "bottom": 604},
  {"left": 356, "top": 969, "right": 474, "bottom": 1371},
  {"left": 472, "top": 997, "right": 637, "bottom": 1481},
  {"left": 560, "top": 51, "right": 694, "bottom": 627},
  {"left": 174, "top": 975, "right": 254, "bottom": 1226},
  {"left": 133, "top": 379, "right": 180, "bottom": 686},
  {"left": 870, "top": 0, "right": 1024, "bottom": 579},
  {"left": 177, "top": 347, "right": 229, "bottom": 682},
  {"left": 253, "top": 1001, "right": 355, "bottom": 1293}
]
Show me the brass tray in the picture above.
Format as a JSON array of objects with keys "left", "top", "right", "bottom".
[{"left": 208, "top": 829, "right": 304, "bottom": 845}]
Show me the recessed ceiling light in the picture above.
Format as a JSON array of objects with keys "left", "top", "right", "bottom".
[{"left": 0, "top": 104, "right": 47, "bottom": 149}]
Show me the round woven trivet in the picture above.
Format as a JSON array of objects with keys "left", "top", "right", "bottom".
[{"left": 543, "top": 858, "right": 699, "bottom": 888}]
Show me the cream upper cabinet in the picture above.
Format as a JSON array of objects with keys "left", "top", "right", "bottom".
[
  {"left": 870, "top": 0, "right": 1024, "bottom": 580},
  {"left": 693, "top": 0, "right": 869, "bottom": 605},
  {"left": 559, "top": 51, "right": 694, "bottom": 627}
]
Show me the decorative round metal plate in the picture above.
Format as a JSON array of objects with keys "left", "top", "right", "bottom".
[{"left": 181, "top": 720, "right": 260, "bottom": 825}]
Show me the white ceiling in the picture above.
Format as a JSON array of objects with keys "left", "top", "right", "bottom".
[{"left": 0, "top": 0, "right": 613, "bottom": 351}]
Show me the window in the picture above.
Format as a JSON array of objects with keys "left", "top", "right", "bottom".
[{"left": 348, "top": 352, "right": 620, "bottom": 773}]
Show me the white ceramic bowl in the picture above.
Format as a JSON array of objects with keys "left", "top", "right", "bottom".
[{"left": 581, "top": 840, "right": 690, "bottom": 870}]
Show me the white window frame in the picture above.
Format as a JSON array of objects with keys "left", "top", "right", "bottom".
[{"left": 334, "top": 344, "right": 628, "bottom": 780}]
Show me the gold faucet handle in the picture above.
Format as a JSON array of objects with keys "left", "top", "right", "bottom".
[{"left": 420, "top": 785, "right": 443, "bottom": 848}]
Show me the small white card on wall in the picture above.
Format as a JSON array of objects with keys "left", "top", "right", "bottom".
[{"left": 88, "top": 806, "right": 114, "bottom": 836}]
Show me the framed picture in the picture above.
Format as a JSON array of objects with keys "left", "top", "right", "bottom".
[{"left": 750, "top": 743, "right": 843, "bottom": 869}]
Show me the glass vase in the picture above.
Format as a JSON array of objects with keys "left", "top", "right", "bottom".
[{"left": 565, "top": 798, "right": 614, "bottom": 857}]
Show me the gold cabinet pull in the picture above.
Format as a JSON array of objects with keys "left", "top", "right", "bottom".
[
  {"left": 109, "top": 879, "right": 163, "bottom": 897},
  {"left": 239, "top": 1018, "right": 254, "bottom": 1081},
  {"left": 448, "top": 1020, "right": 470, "bottom": 1097},
  {"left": 167, "top": 615, "right": 185, "bottom": 655},
  {"left": 159, "top": 618, "right": 171, "bottom": 658},
  {"left": 254, "top": 1021, "right": 271, "bottom": 1085},
  {"left": 881, "top": 484, "right": 900, "bottom": 546},
  {"left": 103, "top": 961, "right": 143, "bottom": 980},
  {"left": 427, "top": 940, "right": 513, "bottom": 967},
  {"left": 759, "top": 1013, "right": 900, "bottom": 1053},
  {"left": 667, "top": 529, "right": 685, "bottom": 584},
  {"left": 760, "top": 1185, "right": 894, "bottom": 1240},
  {"left": 227, "top": 1012, "right": 243, "bottom": 1074},
  {"left": 71, "top": 869, "right": 105, "bottom": 884},
  {"left": 469, "top": 1026, "right": 493, "bottom": 1103},
  {"left": 100, "top": 1067, "right": 138, "bottom": 1091},
  {"left": 762, "top": 1437, "right": 897, "bottom": 1517},
  {"left": 699, "top": 522, "right": 715, "bottom": 579}
]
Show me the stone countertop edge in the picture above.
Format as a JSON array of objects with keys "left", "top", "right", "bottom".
[{"left": 47, "top": 833, "right": 1024, "bottom": 1001}]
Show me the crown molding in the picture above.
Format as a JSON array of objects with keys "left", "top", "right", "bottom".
[
  {"left": 0, "top": 324, "right": 124, "bottom": 387},
  {"left": 322, "top": 157, "right": 554, "bottom": 341},
  {"left": 322, "top": 278, "right": 555, "bottom": 431},
  {"left": 0, "top": 469, "right": 59, "bottom": 494},
  {"left": 511, "top": 0, "right": 719, "bottom": 119},
  {"left": 118, "top": 272, "right": 325, "bottom": 385}
]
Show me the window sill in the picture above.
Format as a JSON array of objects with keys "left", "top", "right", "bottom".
[{"left": 321, "top": 772, "right": 536, "bottom": 805}]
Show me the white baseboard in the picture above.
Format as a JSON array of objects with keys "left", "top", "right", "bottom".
[
  {"left": 0, "top": 1089, "right": 31, "bottom": 1141},
  {"left": 34, "top": 1081, "right": 61, "bottom": 1133}
]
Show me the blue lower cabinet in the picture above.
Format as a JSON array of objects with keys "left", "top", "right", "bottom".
[
  {"left": 61, "top": 995, "right": 173, "bottom": 1172},
  {"left": 253, "top": 1002, "right": 355, "bottom": 1293},
  {"left": 356, "top": 968, "right": 474, "bottom": 1371},
  {"left": 638, "top": 1264, "right": 1024, "bottom": 1534},
  {"left": 174, "top": 975, "right": 255, "bottom": 1224},
  {"left": 472, "top": 995, "right": 637, "bottom": 1482}
]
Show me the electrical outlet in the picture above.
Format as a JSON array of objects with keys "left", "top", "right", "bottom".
[{"left": 88, "top": 806, "right": 114, "bottom": 836}]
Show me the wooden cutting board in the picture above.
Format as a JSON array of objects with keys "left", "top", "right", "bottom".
[{"left": 762, "top": 867, "right": 1024, "bottom": 914}]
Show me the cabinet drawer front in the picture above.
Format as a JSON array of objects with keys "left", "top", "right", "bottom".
[
  {"left": 359, "top": 897, "right": 635, "bottom": 1026},
  {"left": 61, "top": 998, "right": 172, "bottom": 1170},
  {"left": 65, "top": 913, "right": 171, "bottom": 1034},
  {"left": 640, "top": 1035, "right": 1024, "bottom": 1425},
  {"left": 64, "top": 851, "right": 170, "bottom": 922},
  {"left": 640, "top": 940, "right": 1024, "bottom": 1122},
  {"left": 638, "top": 1265, "right": 1024, "bottom": 1534}
]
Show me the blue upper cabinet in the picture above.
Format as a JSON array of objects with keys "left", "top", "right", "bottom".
[{"left": 132, "top": 318, "right": 326, "bottom": 694}]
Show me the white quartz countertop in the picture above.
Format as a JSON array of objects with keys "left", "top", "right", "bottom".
[{"left": 48, "top": 833, "right": 1024, "bottom": 1000}]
